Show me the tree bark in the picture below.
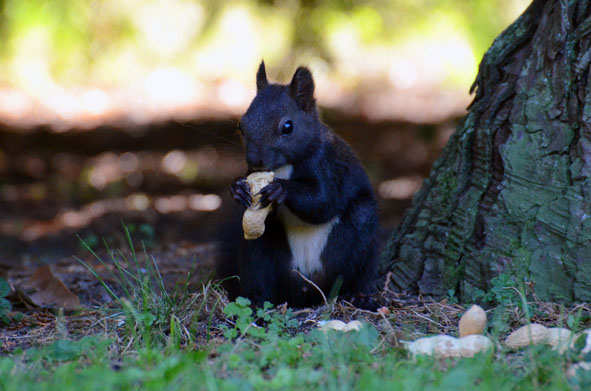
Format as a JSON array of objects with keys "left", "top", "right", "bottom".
[{"left": 382, "top": 0, "right": 591, "bottom": 303}]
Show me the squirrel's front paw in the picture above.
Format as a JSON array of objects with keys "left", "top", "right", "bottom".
[
  {"left": 258, "top": 180, "right": 287, "bottom": 207},
  {"left": 230, "top": 177, "right": 252, "bottom": 208}
]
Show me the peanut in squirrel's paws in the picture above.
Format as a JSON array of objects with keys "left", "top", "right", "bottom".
[{"left": 242, "top": 172, "right": 275, "bottom": 240}]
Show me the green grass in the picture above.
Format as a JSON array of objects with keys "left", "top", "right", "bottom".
[
  {"left": 0, "top": 313, "right": 587, "bottom": 391},
  {"left": 1, "top": 230, "right": 589, "bottom": 390}
]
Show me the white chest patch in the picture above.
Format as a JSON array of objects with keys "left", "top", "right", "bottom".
[
  {"left": 280, "top": 209, "right": 339, "bottom": 276},
  {"left": 273, "top": 165, "right": 339, "bottom": 276}
]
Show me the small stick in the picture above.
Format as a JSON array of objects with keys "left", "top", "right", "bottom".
[
  {"left": 382, "top": 271, "right": 392, "bottom": 292},
  {"left": 409, "top": 309, "right": 444, "bottom": 328},
  {"left": 292, "top": 269, "right": 328, "bottom": 307}
]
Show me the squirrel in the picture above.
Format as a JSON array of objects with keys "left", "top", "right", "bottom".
[{"left": 216, "top": 62, "right": 379, "bottom": 309}]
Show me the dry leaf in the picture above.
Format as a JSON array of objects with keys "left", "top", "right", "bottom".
[{"left": 19, "top": 266, "right": 80, "bottom": 310}]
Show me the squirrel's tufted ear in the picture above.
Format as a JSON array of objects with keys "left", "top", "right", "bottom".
[
  {"left": 256, "top": 61, "right": 268, "bottom": 92},
  {"left": 289, "top": 66, "right": 315, "bottom": 112}
]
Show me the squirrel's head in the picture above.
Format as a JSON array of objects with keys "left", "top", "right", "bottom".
[{"left": 239, "top": 61, "right": 323, "bottom": 171}]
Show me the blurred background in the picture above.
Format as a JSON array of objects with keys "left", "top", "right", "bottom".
[{"left": 0, "top": 0, "right": 530, "bottom": 266}]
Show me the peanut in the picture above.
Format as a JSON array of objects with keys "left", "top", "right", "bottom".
[{"left": 242, "top": 171, "right": 275, "bottom": 240}]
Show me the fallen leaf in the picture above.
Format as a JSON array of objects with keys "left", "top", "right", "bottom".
[{"left": 18, "top": 266, "right": 80, "bottom": 310}]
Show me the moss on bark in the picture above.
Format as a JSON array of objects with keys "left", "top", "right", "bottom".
[{"left": 382, "top": 0, "right": 591, "bottom": 303}]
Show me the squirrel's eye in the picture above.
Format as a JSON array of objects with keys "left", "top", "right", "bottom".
[{"left": 281, "top": 120, "right": 293, "bottom": 135}]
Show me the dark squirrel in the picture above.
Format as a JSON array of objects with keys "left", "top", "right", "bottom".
[{"left": 216, "top": 62, "right": 379, "bottom": 309}]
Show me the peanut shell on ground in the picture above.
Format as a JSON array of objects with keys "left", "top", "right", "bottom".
[{"left": 459, "top": 305, "right": 487, "bottom": 337}]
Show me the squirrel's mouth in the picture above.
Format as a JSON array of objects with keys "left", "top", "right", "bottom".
[
  {"left": 248, "top": 165, "right": 293, "bottom": 180},
  {"left": 250, "top": 163, "right": 282, "bottom": 172},
  {"left": 249, "top": 165, "right": 267, "bottom": 171}
]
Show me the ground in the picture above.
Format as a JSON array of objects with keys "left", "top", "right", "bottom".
[{"left": 1, "top": 263, "right": 591, "bottom": 389}]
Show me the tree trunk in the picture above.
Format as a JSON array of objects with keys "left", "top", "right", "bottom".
[{"left": 382, "top": 0, "right": 591, "bottom": 303}]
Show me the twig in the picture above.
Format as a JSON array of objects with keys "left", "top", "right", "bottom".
[
  {"left": 379, "top": 310, "right": 395, "bottom": 334},
  {"left": 382, "top": 271, "right": 392, "bottom": 294},
  {"left": 409, "top": 309, "right": 444, "bottom": 328},
  {"left": 370, "top": 337, "right": 386, "bottom": 354},
  {"left": 292, "top": 269, "right": 328, "bottom": 307}
]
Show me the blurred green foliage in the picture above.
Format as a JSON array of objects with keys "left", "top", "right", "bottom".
[{"left": 0, "top": 0, "right": 530, "bottom": 89}]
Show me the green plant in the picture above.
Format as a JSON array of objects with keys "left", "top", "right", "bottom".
[
  {"left": 468, "top": 271, "right": 524, "bottom": 308},
  {"left": 0, "top": 277, "right": 11, "bottom": 324},
  {"left": 77, "top": 233, "right": 99, "bottom": 251},
  {"left": 220, "top": 297, "right": 298, "bottom": 341},
  {"left": 446, "top": 288, "right": 459, "bottom": 304},
  {"left": 0, "top": 307, "right": 580, "bottom": 391},
  {"left": 126, "top": 223, "right": 156, "bottom": 248},
  {"left": 75, "top": 223, "right": 218, "bottom": 349}
]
